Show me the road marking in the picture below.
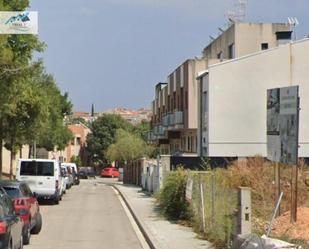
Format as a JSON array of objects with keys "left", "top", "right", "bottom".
[{"left": 111, "top": 186, "right": 151, "bottom": 249}]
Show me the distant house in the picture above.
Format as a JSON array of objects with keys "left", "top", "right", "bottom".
[
  {"left": 35, "top": 122, "right": 91, "bottom": 165},
  {"left": 66, "top": 123, "right": 91, "bottom": 165}
]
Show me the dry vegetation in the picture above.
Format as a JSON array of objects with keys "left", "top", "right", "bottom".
[{"left": 220, "top": 156, "right": 309, "bottom": 243}]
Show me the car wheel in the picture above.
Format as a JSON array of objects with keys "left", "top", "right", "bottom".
[
  {"left": 31, "top": 213, "right": 42, "bottom": 234},
  {"left": 23, "top": 224, "right": 31, "bottom": 245}
]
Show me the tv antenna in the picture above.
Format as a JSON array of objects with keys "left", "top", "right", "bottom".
[
  {"left": 226, "top": 0, "right": 248, "bottom": 23},
  {"left": 287, "top": 17, "right": 299, "bottom": 40}
]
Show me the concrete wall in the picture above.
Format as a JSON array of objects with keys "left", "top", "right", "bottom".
[
  {"left": 188, "top": 59, "right": 208, "bottom": 129},
  {"left": 203, "top": 39, "right": 309, "bottom": 157},
  {"left": 235, "top": 23, "right": 291, "bottom": 58},
  {"left": 203, "top": 24, "right": 235, "bottom": 59},
  {"left": 2, "top": 145, "right": 30, "bottom": 176},
  {"left": 202, "top": 23, "right": 292, "bottom": 60}
]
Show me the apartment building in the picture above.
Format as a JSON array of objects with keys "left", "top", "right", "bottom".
[
  {"left": 150, "top": 58, "right": 210, "bottom": 155},
  {"left": 197, "top": 39, "right": 309, "bottom": 158},
  {"left": 149, "top": 21, "right": 293, "bottom": 158},
  {"left": 202, "top": 22, "right": 292, "bottom": 60}
]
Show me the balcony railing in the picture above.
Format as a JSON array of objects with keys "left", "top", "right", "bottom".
[
  {"left": 173, "top": 111, "right": 183, "bottom": 125},
  {"left": 152, "top": 125, "right": 166, "bottom": 139},
  {"left": 161, "top": 111, "right": 184, "bottom": 128},
  {"left": 146, "top": 131, "right": 155, "bottom": 141},
  {"left": 162, "top": 115, "right": 169, "bottom": 127}
]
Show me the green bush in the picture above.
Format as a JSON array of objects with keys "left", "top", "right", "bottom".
[{"left": 156, "top": 168, "right": 190, "bottom": 220}]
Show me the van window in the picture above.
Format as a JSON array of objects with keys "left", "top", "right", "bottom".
[
  {"left": 20, "top": 161, "right": 54, "bottom": 176},
  {"left": 20, "top": 161, "right": 36, "bottom": 175}
]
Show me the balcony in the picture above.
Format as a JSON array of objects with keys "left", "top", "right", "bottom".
[
  {"left": 162, "top": 115, "right": 169, "bottom": 127},
  {"left": 153, "top": 125, "right": 167, "bottom": 139},
  {"left": 173, "top": 111, "right": 183, "bottom": 125},
  {"left": 146, "top": 131, "right": 155, "bottom": 141},
  {"left": 167, "top": 115, "right": 172, "bottom": 126}
]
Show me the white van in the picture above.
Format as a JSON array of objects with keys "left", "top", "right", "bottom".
[
  {"left": 16, "top": 159, "right": 64, "bottom": 204},
  {"left": 61, "top": 163, "right": 79, "bottom": 185}
]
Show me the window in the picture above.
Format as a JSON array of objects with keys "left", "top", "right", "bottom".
[
  {"left": 37, "top": 162, "right": 54, "bottom": 176},
  {"left": 261, "top": 43, "right": 269, "bottom": 50},
  {"left": 180, "top": 88, "right": 184, "bottom": 110},
  {"left": 187, "top": 136, "right": 191, "bottom": 151},
  {"left": 20, "top": 161, "right": 36, "bottom": 176},
  {"left": 3, "top": 187, "right": 21, "bottom": 199},
  {"left": 185, "top": 91, "right": 188, "bottom": 109},
  {"left": 167, "top": 95, "right": 170, "bottom": 112},
  {"left": 0, "top": 203, "right": 4, "bottom": 218},
  {"left": 3, "top": 195, "right": 14, "bottom": 215},
  {"left": 76, "top": 137, "right": 81, "bottom": 145},
  {"left": 228, "top": 43, "right": 235, "bottom": 59},
  {"left": 203, "top": 91, "right": 208, "bottom": 112},
  {"left": 20, "top": 161, "right": 54, "bottom": 176},
  {"left": 217, "top": 51, "right": 223, "bottom": 60}
]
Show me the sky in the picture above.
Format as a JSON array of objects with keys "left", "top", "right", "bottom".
[{"left": 29, "top": 0, "right": 309, "bottom": 112}]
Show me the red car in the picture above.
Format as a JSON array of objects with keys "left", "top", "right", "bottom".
[
  {"left": 101, "top": 167, "right": 120, "bottom": 178},
  {"left": 0, "top": 181, "right": 42, "bottom": 245}
]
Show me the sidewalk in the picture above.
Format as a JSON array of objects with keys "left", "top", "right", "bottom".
[{"left": 115, "top": 183, "right": 212, "bottom": 249}]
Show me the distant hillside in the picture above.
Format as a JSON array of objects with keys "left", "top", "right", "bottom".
[{"left": 70, "top": 107, "right": 151, "bottom": 124}]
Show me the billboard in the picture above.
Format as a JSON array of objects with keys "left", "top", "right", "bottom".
[
  {"left": 267, "top": 86, "right": 299, "bottom": 165},
  {"left": 0, "top": 12, "right": 38, "bottom": 34}
]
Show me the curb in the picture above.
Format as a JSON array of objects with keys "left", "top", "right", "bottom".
[{"left": 111, "top": 184, "right": 162, "bottom": 249}]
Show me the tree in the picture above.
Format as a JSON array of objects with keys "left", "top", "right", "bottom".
[
  {"left": 132, "top": 120, "right": 150, "bottom": 141},
  {"left": 34, "top": 74, "right": 73, "bottom": 152},
  {"left": 91, "top": 103, "right": 94, "bottom": 117},
  {"left": 86, "top": 114, "right": 133, "bottom": 166},
  {"left": 70, "top": 155, "right": 82, "bottom": 167},
  {"left": 0, "top": 0, "right": 75, "bottom": 177},
  {"left": 106, "top": 129, "right": 154, "bottom": 163},
  {"left": 0, "top": 0, "right": 45, "bottom": 177},
  {"left": 2, "top": 66, "right": 45, "bottom": 177}
]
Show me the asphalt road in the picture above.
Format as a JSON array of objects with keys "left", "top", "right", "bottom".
[{"left": 26, "top": 178, "right": 143, "bottom": 249}]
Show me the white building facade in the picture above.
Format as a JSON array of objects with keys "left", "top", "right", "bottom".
[{"left": 198, "top": 39, "right": 309, "bottom": 158}]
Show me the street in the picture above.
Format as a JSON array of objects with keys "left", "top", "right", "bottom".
[{"left": 27, "top": 179, "right": 144, "bottom": 249}]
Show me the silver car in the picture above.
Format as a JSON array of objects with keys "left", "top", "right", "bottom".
[{"left": 61, "top": 165, "right": 74, "bottom": 189}]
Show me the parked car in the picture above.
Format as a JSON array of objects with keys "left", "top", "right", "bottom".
[
  {"left": 16, "top": 159, "right": 64, "bottom": 205},
  {"left": 87, "top": 167, "right": 96, "bottom": 179},
  {"left": 0, "top": 189, "right": 23, "bottom": 249},
  {"left": 61, "top": 163, "right": 80, "bottom": 185},
  {"left": 0, "top": 181, "right": 42, "bottom": 245},
  {"left": 61, "top": 166, "right": 73, "bottom": 189},
  {"left": 78, "top": 170, "right": 88, "bottom": 179},
  {"left": 101, "top": 167, "right": 120, "bottom": 178},
  {"left": 79, "top": 167, "right": 96, "bottom": 179}
]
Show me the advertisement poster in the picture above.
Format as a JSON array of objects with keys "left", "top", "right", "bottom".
[{"left": 267, "top": 86, "right": 299, "bottom": 165}]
